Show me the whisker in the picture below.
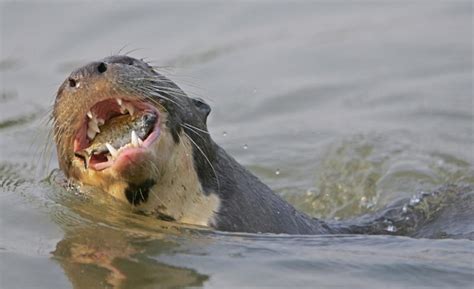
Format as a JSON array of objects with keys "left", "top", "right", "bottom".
[
  {"left": 182, "top": 123, "right": 209, "bottom": 135},
  {"left": 124, "top": 47, "right": 144, "bottom": 56},
  {"left": 181, "top": 124, "right": 208, "bottom": 144},
  {"left": 116, "top": 44, "right": 131, "bottom": 56},
  {"left": 183, "top": 131, "right": 220, "bottom": 195}
]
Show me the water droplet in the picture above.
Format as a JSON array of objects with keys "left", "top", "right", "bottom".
[
  {"left": 409, "top": 195, "right": 420, "bottom": 205},
  {"left": 222, "top": 131, "right": 227, "bottom": 137},
  {"left": 386, "top": 225, "right": 397, "bottom": 232},
  {"left": 275, "top": 169, "right": 280, "bottom": 175},
  {"left": 402, "top": 204, "right": 408, "bottom": 213},
  {"left": 366, "top": 200, "right": 375, "bottom": 209},
  {"left": 243, "top": 144, "right": 248, "bottom": 150}
]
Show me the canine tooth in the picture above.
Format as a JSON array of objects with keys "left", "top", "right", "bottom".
[
  {"left": 106, "top": 154, "right": 113, "bottom": 162},
  {"left": 87, "top": 111, "right": 93, "bottom": 119},
  {"left": 87, "top": 128, "right": 96, "bottom": 140},
  {"left": 97, "top": 118, "right": 105, "bottom": 126},
  {"left": 88, "top": 119, "right": 100, "bottom": 133},
  {"left": 116, "top": 98, "right": 123, "bottom": 106},
  {"left": 105, "top": 143, "right": 119, "bottom": 158},
  {"left": 125, "top": 103, "right": 135, "bottom": 116},
  {"left": 131, "top": 130, "right": 139, "bottom": 147}
]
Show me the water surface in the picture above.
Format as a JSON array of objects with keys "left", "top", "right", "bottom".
[{"left": 1, "top": 2, "right": 473, "bottom": 288}]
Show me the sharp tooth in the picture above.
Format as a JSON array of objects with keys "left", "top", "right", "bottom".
[
  {"left": 106, "top": 154, "right": 113, "bottom": 162},
  {"left": 131, "top": 130, "right": 139, "bottom": 147},
  {"left": 116, "top": 98, "right": 123, "bottom": 106},
  {"left": 105, "top": 143, "right": 119, "bottom": 158},
  {"left": 88, "top": 119, "right": 100, "bottom": 133},
  {"left": 87, "top": 111, "right": 93, "bottom": 119},
  {"left": 138, "top": 138, "right": 144, "bottom": 146},
  {"left": 125, "top": 103, "right": 135, "bottom": 116},
  {"left": 97, "top": 118, "right": 105, "bottom": 126},
  {"left": 84, "top": 156, "right": 90, "bottom": 169},
  {"left": 87, "top": 128, "right": 96, "bottom": 140}
]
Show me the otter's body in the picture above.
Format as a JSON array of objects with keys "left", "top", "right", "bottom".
[
  {"left": 52, "top": 55, "right": 473, "bottom": 238},
  {"left": 210, "top": 146, "right": 331, "bottom": 234}
]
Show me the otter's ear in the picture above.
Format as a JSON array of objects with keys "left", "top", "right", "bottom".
[{"left": 192, "top": 98, "right": 211, "bottom": 121}]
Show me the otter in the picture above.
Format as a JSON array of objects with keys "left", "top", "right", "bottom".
[{"left": 53, "top": 55, "right": 473, "bottom": 238}]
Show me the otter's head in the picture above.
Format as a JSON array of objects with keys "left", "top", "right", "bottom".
[{"left": 53, "top": 55, "right": 220, "bottom": 226}]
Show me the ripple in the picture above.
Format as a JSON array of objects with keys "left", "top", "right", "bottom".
[
  {"left": 0, "top": 162, "right": 34, "bottom": 193},
  {"left": 0, "top": 113, "right": 39, "bottom": 130}
]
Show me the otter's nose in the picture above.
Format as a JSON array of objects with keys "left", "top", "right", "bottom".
[{"left": 68, "top": 61, "right": 108, "bottom": 88}]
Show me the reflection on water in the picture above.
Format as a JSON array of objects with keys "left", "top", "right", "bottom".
[
  {"left": 1, "top": 1, "right": 473, "bottom": 289},
  {"left": 53, "top": 227, "right": 208, "bottom": 289}
]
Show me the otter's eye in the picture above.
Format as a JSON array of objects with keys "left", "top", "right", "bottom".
[
  {"left": 68, "top": 78, "right": 77, "bottom": 88},
  {"left": 97, "top": 62, "right": 107, "bottom": 73}
]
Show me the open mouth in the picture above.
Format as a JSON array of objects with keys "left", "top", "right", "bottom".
[{"left": 73, "top": 98, "right": 160, "bottom": 171}]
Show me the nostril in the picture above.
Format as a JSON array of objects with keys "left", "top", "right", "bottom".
[
  {"left": 68, "top": 78, "right": 77, "bottom": 88},
  {"left": 97, "top": 62, "right": 107, "bottom": 73}
]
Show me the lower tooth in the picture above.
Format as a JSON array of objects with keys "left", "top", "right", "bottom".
[
  {"left": 131, "top": 130, "right": 139, "bottom": 147},
  {"left": 105, "top": 142, "right": 119, "bottom": 158}
]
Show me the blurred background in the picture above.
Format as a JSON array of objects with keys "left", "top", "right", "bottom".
[{"left": 1, "top": 1, "right": 472, "bottom": 289}]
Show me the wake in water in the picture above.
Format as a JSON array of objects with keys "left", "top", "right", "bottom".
[{"left": 330, "top": 184, "right": 474, "bottom": 240}]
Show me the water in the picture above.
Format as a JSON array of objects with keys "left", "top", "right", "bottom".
[{"left": 1, "top": 1, "right": 473, "bottom": 288}]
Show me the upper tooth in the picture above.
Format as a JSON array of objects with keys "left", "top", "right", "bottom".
[
  {"left": 125, "top": 103, "right": 135, "bottom": 116},
  {"left": 97, "top": 118, "right": 105, "bottom": 126},
  {"left": 131, "top": 130, "right": 139, "bottom": 147},
  {"left": 116, "top": 98, "right": 123, "bottom": 106},
  {"left": 119, "top": 102, "right": 135, "bottom": 115},
  {"left": 87, "top": 111, "right": 93, "bottom": 119},
  {"left": 87, "top": 128, "right": 96, "bottom": 140},
  {"left": 88, "top": 119, "right": 100, "bottom": 133},
  {"left": 105, "top": 143, "right": 119, "bottom": 158}
]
